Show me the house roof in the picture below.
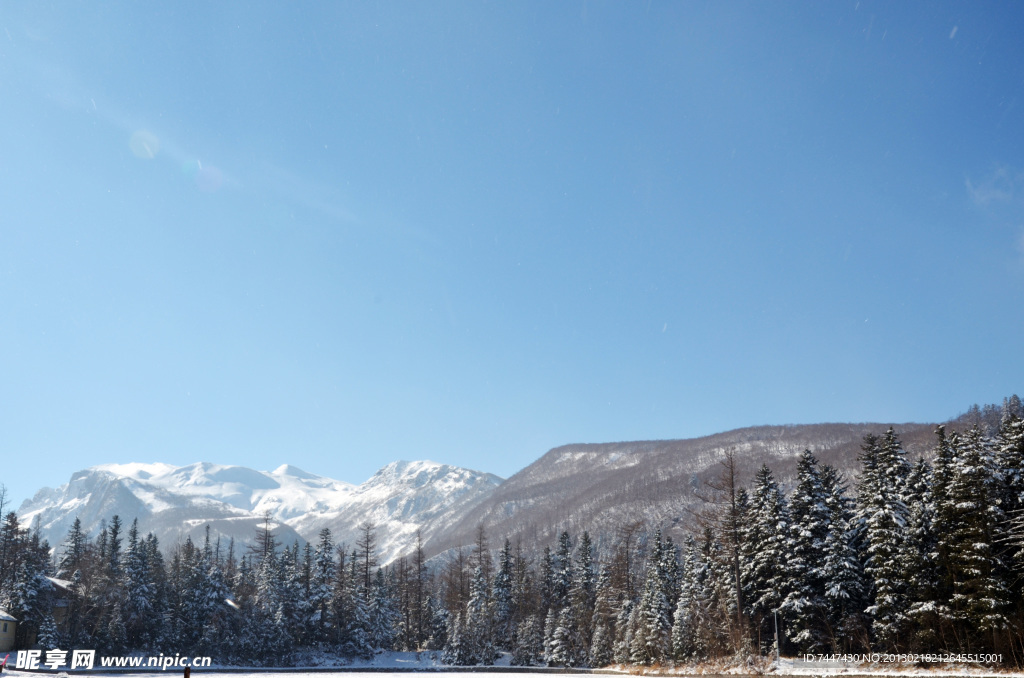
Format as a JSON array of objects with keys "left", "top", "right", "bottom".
[
  {"left": 46, "top": 576, "right": 74, "bottom": 591},
  {"left": 0, "top": 608, "right": 16, "bottom": 622}
]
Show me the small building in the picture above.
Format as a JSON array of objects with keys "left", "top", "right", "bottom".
[
  {"left": 46, "top": 577, "right": 73, "bottom": 628},
  {"left": 0, "top": 608, "right": 16, "bottom": 652}
]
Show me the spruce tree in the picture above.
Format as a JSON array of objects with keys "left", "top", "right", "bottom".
[
  {"left": 510, "top": 614, "right": 543, "bottom": 666},
  {"left": 308, "top": 528, "right": 335, "bottom": 645},
  {"left": 945, "top": 426, "right": 1010, "bottom": 651},
  {"left": 369, "top": 567, "right": 399, "bottom": 651},
  {"left": 492, "top": 539, "right": 515, "bottom": 651},
  {"left": 630, "top": 529, "right": 673, "bottom": 663},
  {"left": 782, "top": 450, "right": 830, "bottom": 652},
  {"left": 901, "top": 458, "right": 943, "bottom": 651},
  {"left": 741, "top": 464, "right": 790, "bottom": 651},
  {"left": 858, "top": 429, "right": 911, "bottom": 650},
  {"left": 819, "top": 464, "right": 866, "bottom": 651},
  {"left": 462, "top": 565, "right": 495, "bottom": 664}
]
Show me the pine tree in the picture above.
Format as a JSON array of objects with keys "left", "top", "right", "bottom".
[
  {"left": 426, "top": 596, "right": 449, "bottom": 651},
  {"left": 492, "top": 539, "right": 515, "bottom": 651},
  {"left": 589, "top": 565, "right": 617, "bottom": 666},
  {"left": 540, "top": 546, "right": 555, "bottom": 618},
  {"left": 121, "top": 519, "right": 156, "bottom": 649},
  {"left": 309, "top": 528, "right": 335, "bottom": 646},
  {"left": 996, "top": 411, "right": 1024, "bottom": 591},
  {"left": 543, "top": 606, "right": 558, "bottom": 665},
  {"left": 55, "top": 518, "right": 89, "bottom": 646},
  {"left": 589, "top": 611, "right": 614, "bottom": 666},
  {"left": 741, "top": 464, "right": 790, "bottom": 651},
  {"left": 570, "top": 531, "right": 597, "bottom": 661},
  {"left": 630, "top": 529, "right": 673, "bottom": 663},
  {"left": 611, "top": 598, "right": 634, "bottom": 664},
  {"left": 413, "top": 531, "right": 430, "bottom": 649},
  {"left": 56, "top": 517, "right": 87, "bottom": 580},
  {"left": 443, "top": 611, "right": 461, "bottom": 664},
  {"left": 549, "top": 606, "right": 580, "bottom": 666},
  {"left": 553, "top": 532, "right": 574, "bottom": 611},
  {"left": 368, "top": 567, "right": 399, "bottom": 651},
  {"left": 511, "top": 614, "right": 544, "bottom": 666},
  {"left": 340, "top": 554, "right": 373, "bottom": 658},
  {"left": 858, "top": 429, "right": 911, "bottom": 650},
  {"left": 782, "top": 450, "right": 830, "bottom": 652},
  {"left": 6, "top": 528, "right": 56, "bottom": 650},
  {"left": 819, "top": 464, "right": 867, "bottom": 651},
  {"left": 671, "top": 556, "right": 698, "bottom": 661},
  {"left": 945, "top": 426, "right": 1010, "bottom": 651},
  {"left": 901, "top": 458, "right": 943, "bottom": 651}
]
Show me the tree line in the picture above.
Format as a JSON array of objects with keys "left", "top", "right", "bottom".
[{"left": 1, "top": 395, "right": 1023, "bottom": 666}]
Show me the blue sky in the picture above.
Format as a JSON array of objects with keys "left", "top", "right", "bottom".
[{"left": 3, "top": 1, "right": 1023, "bottom": 511}]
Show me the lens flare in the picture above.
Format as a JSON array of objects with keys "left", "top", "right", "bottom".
[
  {"left": 129, "top": 130, "right": 160, "bottom": 159},
  {"left": 180, "top": 160, "right": 223, "bottom": 192},
  {"left": 195, "top": 166, "right": 223, "bottom": 193}
]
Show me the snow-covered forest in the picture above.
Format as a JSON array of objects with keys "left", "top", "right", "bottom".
[{"left": 2, "top": 397, "right": 1024, "bottom": 667}]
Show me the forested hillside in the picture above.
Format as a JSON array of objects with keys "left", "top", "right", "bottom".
[{"left": 2, "top": 396, "right": 1023, "bottom": 667}]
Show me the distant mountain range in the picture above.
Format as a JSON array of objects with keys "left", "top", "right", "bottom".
[
  {"left": 18, "top": 460, "right": 502, "bottom": 564},
  {"left": 19, "top": 419, "right": 964, "bottom": 563}
]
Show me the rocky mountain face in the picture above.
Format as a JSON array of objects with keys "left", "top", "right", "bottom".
[
  {"left": 425, "top": 422, "right": 939, "bottom": 556},
  {"left": 18, "top": 460, "right": 502, "bottom": 564}
]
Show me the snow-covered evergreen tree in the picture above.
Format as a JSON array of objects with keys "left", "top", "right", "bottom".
[
  {"left": 426, "top": 595, "right": 449, "bottom": 651},
  {"left": 549, "top": 606, "right": 581, "bottom": 666},
  {"left": 901, "top": 458, "right": 943, "bottom": 651},
  {"left": 819, "top": 464, "right": 866, "bottom": 651},
  {"left": 782, "top": 450, "right": 830, "bottom": 652},
  {"left": 122, "top": 519, "right": 157, "bottom": 649},
  {"left": 492, "top": 538, "right": 515, "bottom": 651},
  {"left": 553, "top": 531, "right": 574, "bottom": 612},
  {"left": 629, "top": 529, "right": 673, "bottom": 663},
  {"left": 460, "top": 564, "right": 495, "bottom": 664},
  {"left": 858, "top": 429, "right": 911, "bottom": 650},
  {"left": 996, "top": 411, "right": 1024, "bottom": 588},
  {"left": 510, "top": 614, "right": 544, "bottom": 666},
  {"left": 741, "top": 464, "right": 790, "bottom": 651},
  {"left": 589, "top": 615, "right": 614, "bottom": 666},
  {"left": 612, "top": 598, "right": 634, "bottom": 664},
  {"left": 945, "top": 427, "right": 1010, "bottom": 650},
  {"left": 338, "top": 554, "right": 373, "bottom": 659},
  {"left": 6, "top": 529, "right": 56, "bottom": 650},
  {"left": 542, "top": 606, "right": 558, "bottom": 665},
  {"left": 589, "top": 566, "right": 616, "bottom": 667},
  {"left": 368, "top": 567, "right": 399, "bottom": 651}
]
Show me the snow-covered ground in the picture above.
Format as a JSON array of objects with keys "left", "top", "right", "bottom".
[
  {"left": 5, "top": 673, "right": 594, "bottom": 678},
  {"left": 4, "top": 653, "right": 1021, "bottom": 677},
  {"left": 1, "top": 651, "right": 618, "bottom": 675},
  {"left": 771, "top": 657, "right": 1024, "bottom": 677},
  {"left": 620, "top": 656, "right": 1024, "bottom": 677}
]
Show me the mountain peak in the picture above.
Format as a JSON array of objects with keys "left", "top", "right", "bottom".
[
  {"left": 271, "top": 463, "right": 318, "bottom": 479},
  {"left": 92, "top": 462, "right": 178, "bottom": 481}
]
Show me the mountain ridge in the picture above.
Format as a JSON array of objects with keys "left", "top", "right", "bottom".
[{"left": 20, "top": 417, "right": 986, "bottom": 563}]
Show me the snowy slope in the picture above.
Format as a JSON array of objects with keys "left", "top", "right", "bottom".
[
  {"left": 429, "top": 422, "right": 940, "bottom": 555},
  {"left": 291, "top": 460, "right": 504, "bottom": 560},
  {"left": 18, "top": 460, "right": 502, "bottom": 563}
]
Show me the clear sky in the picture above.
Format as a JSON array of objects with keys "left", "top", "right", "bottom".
[{"left": 2, "top": 1, "right": 1023, "bottom": 511}]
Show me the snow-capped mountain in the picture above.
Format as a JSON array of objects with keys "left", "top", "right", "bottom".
[
  {"left": 18, "top": 460, "right": 502, "bottom": 564},
  {"left": 291, "top": 460, "right": 504, "bottom": 562}
]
